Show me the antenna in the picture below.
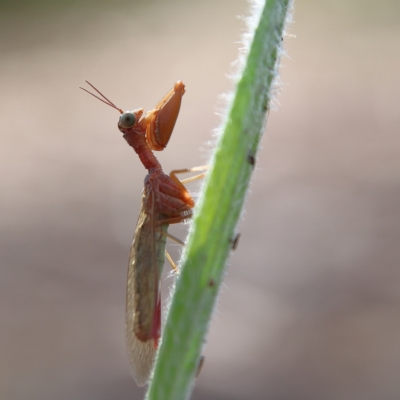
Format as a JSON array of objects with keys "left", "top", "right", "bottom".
[{"left": 80, "top": 81, "right": 123, "bottom": 114}]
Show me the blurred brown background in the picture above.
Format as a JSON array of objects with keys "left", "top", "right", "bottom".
[{"left": 1, "top": 0, "right": 400, "bottom": 399}]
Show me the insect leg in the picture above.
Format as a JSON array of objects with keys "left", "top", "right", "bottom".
[{"left": 169, "top": 165, "right": 209, "bottom": 187}]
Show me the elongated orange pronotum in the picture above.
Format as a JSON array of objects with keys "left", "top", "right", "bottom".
[{"left": 81, "top": 81, "right": 206, "bottom": 386}]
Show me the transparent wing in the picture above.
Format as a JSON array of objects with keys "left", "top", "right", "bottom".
[
  {"left": 126, "top": 182, "right": 159, "bottom": 386},
  {"left": 126, "top": 176, "right": 171, "bottom": 386},
  {"left": 126, "top": 328, "right": 157, "bottom": 387}
]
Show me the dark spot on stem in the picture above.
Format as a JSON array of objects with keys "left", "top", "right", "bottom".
[
  {"left": 230, "top": 233, "right": 241, "bottom": 250},
  {"left": 196, "top": 356, "right": 205, "bottom": 378},
  {"left": 247, "top": 153, "right": 256, "bottom": 167}
]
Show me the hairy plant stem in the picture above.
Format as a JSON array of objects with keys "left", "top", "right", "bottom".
[{"left": 146, "top": 1, "right": 293, "bottom": 399}]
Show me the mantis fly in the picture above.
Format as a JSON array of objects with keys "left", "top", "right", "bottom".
[{"left": 81, "top": 81, "right": 205, "bottom": 386}]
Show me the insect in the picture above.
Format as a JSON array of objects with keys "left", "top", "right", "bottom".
[{"left": 81, "top": 81, "right": 205, "bottom": 386}]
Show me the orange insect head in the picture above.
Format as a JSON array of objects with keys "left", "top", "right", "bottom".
[{"left": 80, "top": 80, "right": 186, "bottom": 153}]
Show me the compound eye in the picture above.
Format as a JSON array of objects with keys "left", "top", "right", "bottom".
[{"left": 119, "top": 112, "right": 136, "bottom": 128}]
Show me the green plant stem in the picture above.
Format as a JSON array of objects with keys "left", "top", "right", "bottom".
[{"left": 146, "top": 1, "right": 292, "bottom": 399}]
